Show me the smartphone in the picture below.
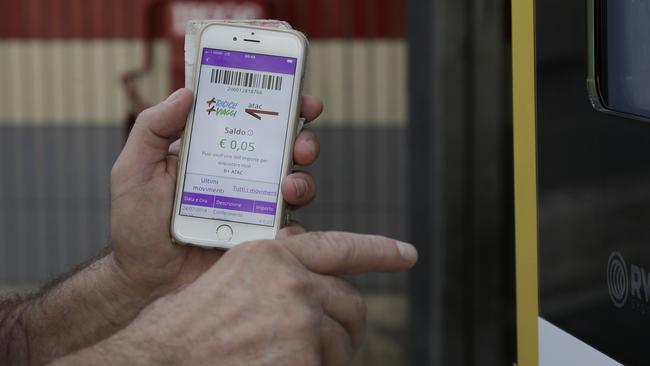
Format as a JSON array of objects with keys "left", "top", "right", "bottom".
[{"left": 171, "top": 23, "right": 307, "bottom": 249}]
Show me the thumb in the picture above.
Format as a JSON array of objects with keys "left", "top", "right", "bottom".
[{"left": 120, "top": 89, "right": 193, "bottom": 168}]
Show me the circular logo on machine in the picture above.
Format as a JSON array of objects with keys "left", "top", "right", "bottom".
[{"left": 607, "top": 252, "right": 629, "bottom": 308}]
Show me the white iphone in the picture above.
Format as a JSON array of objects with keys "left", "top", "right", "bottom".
[{"left": 171, "top": 23, "right": 308, "bottom": 249}]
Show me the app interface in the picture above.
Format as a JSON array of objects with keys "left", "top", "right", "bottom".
[{"left": 180, "top": 48, "right": 297, "bottom": 227}]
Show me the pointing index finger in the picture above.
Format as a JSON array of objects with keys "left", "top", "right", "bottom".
[{"left": 282, "top": 232, "right": 418, "bottom": 275}]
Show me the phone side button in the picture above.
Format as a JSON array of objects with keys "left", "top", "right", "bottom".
[{"left": 216, "top": 225, "right": 233, "bottom": 241}]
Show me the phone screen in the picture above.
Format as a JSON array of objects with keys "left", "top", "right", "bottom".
[{"left": 180, "top": 48, "right": 298, "bottom": 227}]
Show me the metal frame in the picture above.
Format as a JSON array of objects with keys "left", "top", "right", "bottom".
[
  {"left": 512, "top": 0, "right": 540, "bottom": 365},
  {"left": 586, "top": 0, "right": 650, "bottom": 124}
]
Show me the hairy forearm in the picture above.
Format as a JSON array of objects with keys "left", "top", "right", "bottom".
[
  {"left": 49, "top": 305, "right": 179, "bottom": 366},
  {"left": 48, "top": 335, "right": 152, "bottom": 366},
  {"left": 0, "top": 294, "right": 34, "bottom": 365},
  {"left": 0, "top": 253, "right": 154, "bottom": 365}
]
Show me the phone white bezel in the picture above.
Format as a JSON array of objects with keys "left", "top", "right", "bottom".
[{"left": 171, "top": 23, "right": 307, "bottom": 249}]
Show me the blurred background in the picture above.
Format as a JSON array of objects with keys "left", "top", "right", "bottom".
[{"left": 0, "top": 0, "right": 514, "bottom": 365}]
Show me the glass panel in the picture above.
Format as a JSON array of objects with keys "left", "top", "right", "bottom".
[{"left": 598, "top": 0, "right": 650, "bottom": 119}]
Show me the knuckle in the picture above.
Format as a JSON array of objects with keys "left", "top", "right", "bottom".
[
  {"left": 306, "top": 231, "right": 328, "bottom": 242},
  {"left": 290, "top": 303, "right": 320, "bottom": 330},
  {"left": 280, "top": 269, "right": 312, "bottom": 296},
  {"left": 310, "top": 232, "right": 356, "bottom": 262},
  {"left": 311, "top": 231, "right": 345, "bottom": 249},
  {"left": 320, "top": 232, "right": 356, "bottom": 261},
  {"left": 135, "top": 106, "right": 156, "bottom": 125},
  {"left": 229, "top": 240, "right": 310, "bottom": 290},
  {"left": 274, "top": 302, "right": 319, "bottom": 342},
  {"left": 322, "top": 231, "right": 349, "bottom": 245},
  {"left": 334, "top": 279, "right": 366, "bottom": 323}
]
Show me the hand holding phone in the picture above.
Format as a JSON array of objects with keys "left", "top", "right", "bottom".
[
  {"left": 172, "top": 23, "right": 309, "bottom": 249},
  {"left": 111, "top": 89, "right": 321, "bottom": 303}
]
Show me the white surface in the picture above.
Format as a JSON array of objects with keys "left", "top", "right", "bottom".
[{"left": 539, "top": 317, "right": 622, "bottom": 366}]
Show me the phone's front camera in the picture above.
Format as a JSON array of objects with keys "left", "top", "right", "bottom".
[{"left": 233, "top": 37, "right": 238, "bottom": 41}]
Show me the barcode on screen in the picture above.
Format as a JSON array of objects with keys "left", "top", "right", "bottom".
[{"left": 210, "top": 69, "right": 283, "bottom": 91}]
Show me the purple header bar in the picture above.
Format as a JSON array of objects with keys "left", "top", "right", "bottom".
[
  {"left": 183, "top": 193, "right": 214, "bottom": 208},
  {"left": 253, "top": 201, "right": 277, "bottom": 215},
  {"left": 183, "top": 192, "right": 277, "bottom": 216},
  {"left": 202, "top": 48, "right": 297, "bottom": 75},
  {"left": 214, "top": 196, "right": 255, "bottom": 213}
]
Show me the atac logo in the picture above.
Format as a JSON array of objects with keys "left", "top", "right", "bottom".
[{"left": 607, "top": 252, "right": 650, "bottom": 313}]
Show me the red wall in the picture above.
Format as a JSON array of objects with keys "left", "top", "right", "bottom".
[{"left": 0, "top": 0, "right": 405, "bottom": 39}]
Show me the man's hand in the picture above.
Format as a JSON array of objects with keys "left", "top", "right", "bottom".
[
  {"left": 110, "top": 88, "right": 323, "bottom": 299},
  {"left": 52, "top": 232, "right": 418, "bottom": 366}
]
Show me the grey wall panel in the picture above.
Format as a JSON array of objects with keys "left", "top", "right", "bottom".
[{"left": 0, "top": 126, "right": 123, "bottom": 284}]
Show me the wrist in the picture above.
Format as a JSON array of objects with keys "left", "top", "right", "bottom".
[
  {"left": 50, "top": 330, "right": 158, "bottom": 366},
  {"left": 92, "top": 254, "right": 157, "bottom": 328},
  {"left": 81, "top": 301, "right": 185, "bottom": 366},
  {"left": 109, "top": 237, "right": 191, "bottom": 299}
]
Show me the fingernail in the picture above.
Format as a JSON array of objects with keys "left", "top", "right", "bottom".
[
  {"left": 165, "top": 89, "right": 184, "bottom": 104},
  {"left": 295, "top": 178, "right": 308, "bottom": 198},
  {"left": 396, "top": 241, "right": 418, "bottom": 262}
]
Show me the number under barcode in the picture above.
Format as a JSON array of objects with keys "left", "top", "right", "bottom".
[{"left": 210, "top": 69, "right": 283, "bottom": 91}]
